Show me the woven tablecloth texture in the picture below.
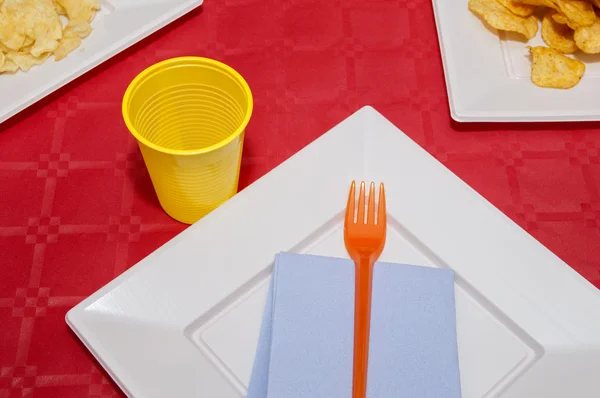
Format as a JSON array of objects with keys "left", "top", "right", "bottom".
[{"left": 1, "top": 1, "right": 599, "bottom": 396}]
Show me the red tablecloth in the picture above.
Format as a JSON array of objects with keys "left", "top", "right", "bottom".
[{"left": 1, "top": 0, "right": 599, "bottom": 396}]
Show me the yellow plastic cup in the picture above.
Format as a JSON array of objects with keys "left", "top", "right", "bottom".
[{"left": 122, "top": 57, "right": 253, "bottom": 224}]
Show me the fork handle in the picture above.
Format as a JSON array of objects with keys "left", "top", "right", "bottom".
[{"left": 352, "top": 256, "right": 374, "bottom": 398}]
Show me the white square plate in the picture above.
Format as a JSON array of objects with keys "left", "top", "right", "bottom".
[
  {"left": 432, "top": 0, "right": 600, "bottom": 122},
  {"left": 67, "top": 107, "right": 600, "bottom": 397},
  {"left": 0, "top": 0, "right": 202, "bottom": 125}
]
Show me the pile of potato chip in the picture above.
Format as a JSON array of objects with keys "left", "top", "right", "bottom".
[
  {"left": 469, "top": 0, "right": 600, "bottom": 89},
  {"left": 0, "top": 0, "right": 100, "bottom": 74}
]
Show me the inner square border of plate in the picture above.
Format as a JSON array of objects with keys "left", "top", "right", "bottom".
[
  {"left": 183, "top": 213, "right": 544, "bottom": 397},
  {"left": 498, "top": 32, "right": 532, "bottom": 81}
]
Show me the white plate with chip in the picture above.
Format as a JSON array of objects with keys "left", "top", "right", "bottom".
[
  {"left": 432, "top": 0, "right": 600, "bottom": 122},
  {"left": 0, "top": 0, "right": 202, "bottom": 125},
  {"left": 67, "top": 107, "right": 600, "bottom": 397}
]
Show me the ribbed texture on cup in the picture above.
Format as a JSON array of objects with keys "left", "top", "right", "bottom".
[
  {"left": 134, "top": 83, "right": 245, "bottom": 151},
  {"left": 139, "top": 137, "right": 243, "bottom": 223},
  {"left": 122, "top": 57, "right": 252, "bottom": 224}
]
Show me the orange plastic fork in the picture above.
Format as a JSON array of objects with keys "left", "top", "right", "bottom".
[{"left": 344, "top": 181, "right": 387, "bottom": 398}]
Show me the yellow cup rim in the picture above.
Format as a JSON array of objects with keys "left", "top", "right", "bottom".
[{"left": 122, "top": 56, "right": 253, "bottom": 156}]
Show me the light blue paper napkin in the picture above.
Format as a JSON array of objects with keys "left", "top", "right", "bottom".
[{"left": 247, "top": 252, "right": 462, "bottom": 398}]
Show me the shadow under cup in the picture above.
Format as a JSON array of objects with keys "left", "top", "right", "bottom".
[{"left": 122, "top": 57, "right": 253, "bottom": 224}]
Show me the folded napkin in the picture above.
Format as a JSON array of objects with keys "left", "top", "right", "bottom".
[{"left": 247, "top": 252, "right": 462, "bottom": 398}]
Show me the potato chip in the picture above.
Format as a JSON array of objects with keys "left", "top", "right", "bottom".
[
  {"left": 53, "top": 36, "right": 81, "bottom": 61},
  {"left": 495, "top": 0, "right": 537, "bottom": 17},
  {"left": 0, "top": 10, "right": 26, "bottom": 51},
  {"left": 0, "top": 0, "right": 63, "bottom": 57},
  {"left": 56, "top": 0, "right": 100, "bottom": 22},
  {"left": 5, "top": 51, "right": 49, "bottom": 71},
  {"left": 529, "top": 46, "right": 585, "bottom": 88},
  {"left": 28, "top": 0, "right": 64, "bottom": 56},
  {"left": 555, "top": 0, "right": 596, "bottom": 27},
  {"left": 552, "top": 12, "right": 581, "bottom": 29},
  {"left": 18, "top": 37, "right": 36, "bottom": 56},
  {"left": 0, "top": 0, "right": 100, "bottom": 73},
  {"left": 469, "top": 0, "right": 539, "bottom": 39},
  {"left": 65, "top": 19, "right": 94, "bottom": 39},
  {"left": 53, "top": 20, "right": 91, "bottom": 61},
  {"left": 0, "top": 58, "right": 18, "bottom": 73},
  {"left": 53, "top": 0, "right": 67, "bottom": 16},
  {"left": 574, "top": 21, "right": 600, "bottom": 52},
  {"left": 24, "top": 37, "right": 35, "bottom": 48},
  {"left": 542, "top": 12, "right": 579, "bottom": 52},
  {"left": 520, "top": 0, "right": 557, "bottom": 8},
  {"left": 592, "top": 0, "right": 600, "bottom": 8},
  {"left": 553, "top": 12, "right": 568, "bottom": 23}
]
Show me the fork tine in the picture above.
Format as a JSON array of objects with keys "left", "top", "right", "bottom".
[
  {"left": 367, "top": 182, "right": 375, "bottom": 224},
  {"left": 345, "top": 181, "right": 356, "bottom": 226},
  {"left": 357, "top": 181, "right": 366, "bottom": 224},
  {"left": 377, "top": 183, "right": 386, "bottom": 227}
]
